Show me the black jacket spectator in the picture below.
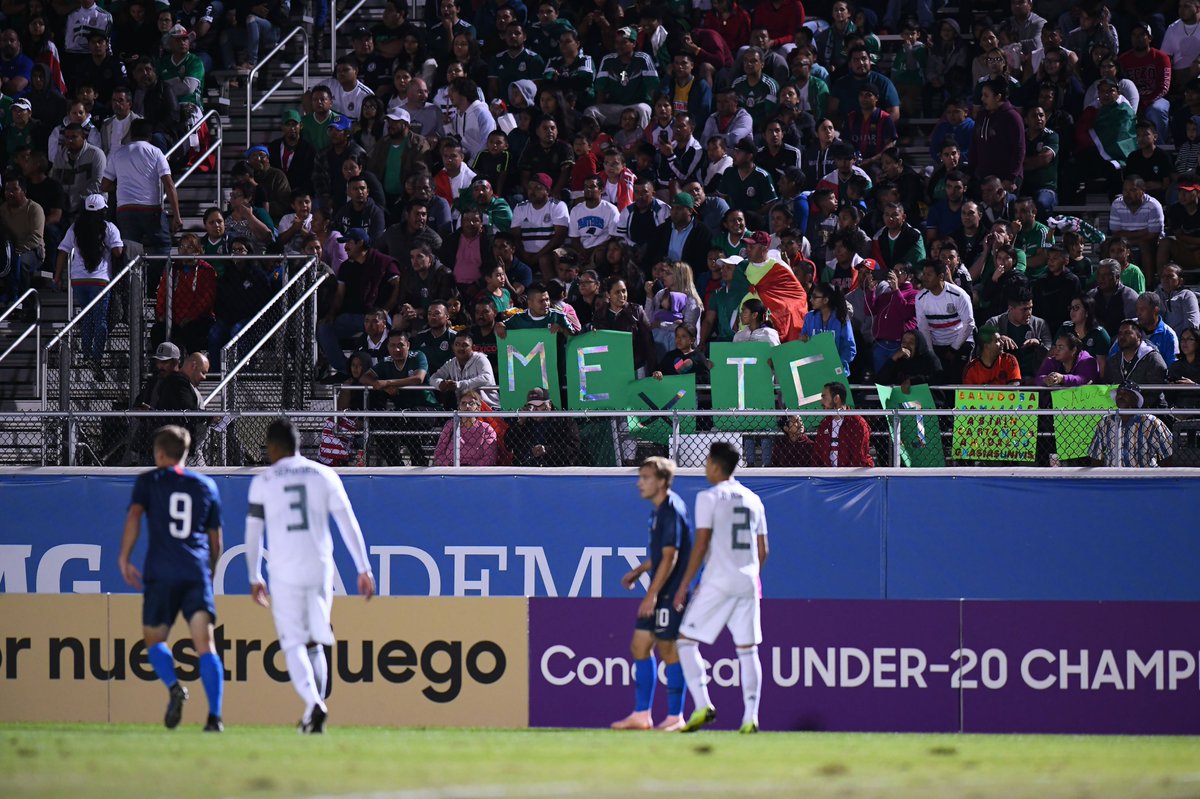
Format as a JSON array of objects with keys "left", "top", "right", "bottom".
[
  {"left": 644, "top": 220, "right": 713, "bottom": 272},
  {"left": 268, "top": 135, "right": 317, "bottom": 195},
  {"left": 505, "top": 415, "right": 583, "bottom": 467}
]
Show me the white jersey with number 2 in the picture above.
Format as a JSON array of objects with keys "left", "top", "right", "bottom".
[
  {"left": 694, "top": 478, "right": 768, "bottom": 597},
  {"left": 246, "top": 454, "right": 371, "bottom": 587}
]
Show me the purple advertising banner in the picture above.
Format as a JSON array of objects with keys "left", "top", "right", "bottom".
[
  {"left": 529, "top": 599, "right": 1200, "bottom": 733},
  {"left": 529, "top": 598, "right": 961, "bottom": 732},
  {"left": 961, "top": 601, "right": 1200, "bottom": 734}
]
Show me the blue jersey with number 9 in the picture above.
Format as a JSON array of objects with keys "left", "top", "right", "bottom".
[{"left": 130, "top": 466, "right": 222, "bottom": 583}]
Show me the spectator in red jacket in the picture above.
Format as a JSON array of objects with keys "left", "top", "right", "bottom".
[
  {"left": 702, "top": 0, "right": 752, "bottom": 54},
  {"left": 751, "top": 0, "right": 805, "bottom": 54},
  {"left": 803, "top": 381, "right": 874, "bottom": 467},
  {"left": 154, "top": 233, "right": 217, "bottom": 356},
  {"left": 1118, "top": 22, "right": 1173, "bottom": 143}
]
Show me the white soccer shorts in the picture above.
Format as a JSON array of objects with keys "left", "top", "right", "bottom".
[
  {"left": 270, "top": 581, "right": 334, "bottom": 650},
  {"left": 678, "top": 583, "right": 762, "bottom": 646}
]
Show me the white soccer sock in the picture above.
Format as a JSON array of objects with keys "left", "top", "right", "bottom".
[
  {"left": 737, "top": 646, "right": 762, "bottom": 726},
  {"left": 308, "top": 644, "right": 328, "bottom": 700},
  {"left": 285, "top": 644, "right": 324, "bottom": 719},
  {"left": 677, "top": 640, "right": 712, "bottom": 711}
]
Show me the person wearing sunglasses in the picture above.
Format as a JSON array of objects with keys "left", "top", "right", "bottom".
[{"left": 504, "top": 387, "right": 581, "bottom": 467}]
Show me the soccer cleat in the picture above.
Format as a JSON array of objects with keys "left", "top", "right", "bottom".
[
  {"left": 204, "top": 714, "right": 224, "bottom": 733},
  {"left": 164, "top": 683, "right": 188, "bottom": 729},
  {"left": 655, "top": 714, "right": 685, "bottom": 732},
  {"left": 610, "top": 710, "right": 653, "bottom": 730},
  {"left": 300, "top": 704, "right": 328, "bottom": 734},
  {"left": 739, "top": 721, "right": 759, "bottom": 734},
  {"left": 681, "top": 705, "right": 716, "bottom": 733}
]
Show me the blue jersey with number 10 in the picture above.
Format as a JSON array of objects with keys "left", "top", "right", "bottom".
[
  {"left": 648, "top": 489, "right": 692, "bottom": 597},
  {"left": 130, "top": 466, "right": 222, "bottom": 584}
]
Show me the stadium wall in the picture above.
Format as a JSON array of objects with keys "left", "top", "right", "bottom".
[
  {"left": 0, "top": 470, "right": 1195, "bottom": 601},
  {"left": 0, "top": 594, "right": 1196, "bottom": 733}
]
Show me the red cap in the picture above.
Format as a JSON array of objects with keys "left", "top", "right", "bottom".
[{"left": 747, "top": 231, "right": 771, "bottom": 246}]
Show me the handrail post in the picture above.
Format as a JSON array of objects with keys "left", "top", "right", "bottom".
[
  {"left": 670, "top": 410, "right": 680, "bottom": 460},
  {"left": 129, "top": 261, "right": 143, "bottom": 409},
  {"left": 452, "top": 412, "right": 461, "bottom": 467},
  {"left": 65, "top": 408, "right": 76, "bottom": 466},
  {"left": 891, "top": 409, "right": 902, "bottom": 468}
]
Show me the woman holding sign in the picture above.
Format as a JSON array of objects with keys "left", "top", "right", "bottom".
[{"left": 798, "top": 283, "right": 857, "bottom": 374}]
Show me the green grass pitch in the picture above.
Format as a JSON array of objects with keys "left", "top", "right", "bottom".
[{"left": 2, "top": 724, "right": 1199, "bottom": 799}]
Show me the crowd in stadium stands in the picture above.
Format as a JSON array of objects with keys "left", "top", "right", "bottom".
[{"left": 4, "top": 0, "right": 1200, "bottom": 459}]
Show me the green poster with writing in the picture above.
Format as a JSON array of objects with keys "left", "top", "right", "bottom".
[
  {"left": 497, "top": 329, "right": 560, "bottom": 410},
  {"left": 1052, "top": 384, "right": 1117, "bottom": 460},
  {"left": 625, "top": 374, "right": 698, "bottom": 446},
  {"left": 773, "top": 334, "right": 853, "bottom": 409},
  {"left": 709, "top": 341, "right": 777, "bottom": 431},
  {"left": 876, "top": 383, "right": 946, "bottom": 467},
  {"left": 566, "top": 330, "right": 635, "bottom": 410},
  {"left": 952, "top": 388, "right": 1038, "bottom": 462}
]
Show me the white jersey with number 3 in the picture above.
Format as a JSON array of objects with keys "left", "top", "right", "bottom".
[
  {"left": 694, "top": 479, "right": 768, "bottom": 597},
  {"left": 247, "top": 454, "right": 370, "bottom": 586}
]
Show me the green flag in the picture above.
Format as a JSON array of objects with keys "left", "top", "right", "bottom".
[
  {"left": 1051, "top": 384, "right": 1117, "bottom": 460},
  {"left": 773, "top": 334, "right": 853, "bottom": 409},
  {"left": 497, "top": 329, "right": 560, "bottom": 410},
  {"left": 877, "top": 383, "right": 946, "bottom": 467},
  {"left": 709, "top": 341, "right": 777, "bottom": 431},
  {"left": 952, "top": 388, "right": 1038, "bottom": 462},
  {"left": 566, "top": 330, "right": 635, "bottom": 410},
  {"left": 625, "top": 374, "right": 698, "bottom": 446}
]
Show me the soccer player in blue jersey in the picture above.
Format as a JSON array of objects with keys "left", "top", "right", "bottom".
[
  {"left": 118, "top": 425, "right": 226, "bottom": 732},
  {"left": 612, "top": 456, "right": 693, "bottom": 731}
]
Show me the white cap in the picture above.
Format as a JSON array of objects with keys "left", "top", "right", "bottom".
[
  {"left": 84, "top": 194, "right": 108, "bottom": 212},
  {"left": 718, "top": 255, "right": 744, "bottom": 265},
  {"left": 386, "top": 106, "right": 411, "bottom": 123}
]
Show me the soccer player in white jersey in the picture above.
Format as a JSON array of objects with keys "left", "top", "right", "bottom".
[
  {"left": 244, "top": 418, "right": 375, "bottom": 733},
  {"left": 672, "top": 441, "right": 769, "bottom": 733}
]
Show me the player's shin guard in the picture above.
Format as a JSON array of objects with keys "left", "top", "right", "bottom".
[
  {"left": 665, "top": 662, "right": 686, "bottom": 717},
  {"left": 148, "top": 642, "right": 178, "bottom": 688},
  {"left": 308, "top": 644, "right": 329, "bottom": 700},
  {"left": 737, "top": 645, "right": 762, "bottom": 727},
  {"left": 676, "top": 640, "right": 711, "bottom": 712},
  {"left": 199, "top": 652, "right": 224, "bottom": 719},
  {"left": 284, "top": 644, "right": 324, "bottom": 717},
  {"left": 633, "top": 654, "right": 657, "bottom": 712}
]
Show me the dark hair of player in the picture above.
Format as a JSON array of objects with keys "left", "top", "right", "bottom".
[
  {"left": 266, "top": 418, "right": 300, "bottom": 455},
  {"left": 709, "top": 441, "right": 740, "bottom": 476}
]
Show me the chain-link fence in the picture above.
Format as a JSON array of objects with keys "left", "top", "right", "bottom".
[{"left": 3, "top": 407, "right": 1200, "bottom": 468}]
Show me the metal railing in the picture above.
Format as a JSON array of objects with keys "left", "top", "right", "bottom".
[
  {"left": 0, "top": 288, "right": 41, "bottom": 383},
  {"left": 5, "top": 406, "right": 1192, "bottom": 468},
  {"left": 41, "top": 256, "right": 144, "bottom": 413},
  {"left": 330, "top": 0, "right": 369, "bottom": 69},
  {"left": 203, "top": 255, "right": 324, "bottom": 410},
  {"left": 165, "top": 109, "right": 224, "bottom": 211},
  {"left": 247, "top": 26, "right": 310, "bottom": 149}
]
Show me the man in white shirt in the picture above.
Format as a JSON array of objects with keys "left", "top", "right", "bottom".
[
  {"left": 568, "top": 175, "right": 619, "bottom": 261},
  {"left": 916, "top": 259, "right": 975, "bottom": 383},
  {"left": 511, "top": 173, "right": 569, "bottom": 280},
  {"left": 322, "top": 58, "right": 375, "bottom": 120},
  {"left": 100, "top": 119, "right": 183, "bottom": 256},
  {"left": 448, "top": 77, "right": 495, "bottom": 162},
  {"left": 245, "top": 418, "right": 375, "bottom": 734},
  {"left": 1162, "top": 0, "right": 1200, "bottom": 81},
  {"left": 428, "top": 333, "right": 499, "bottom": 407},
  {"left": 672, "top": 441, "right": 768, "bottom": 734},
  {"left": 1109, "top": 176, "right": 1165, "bottom": 278}
]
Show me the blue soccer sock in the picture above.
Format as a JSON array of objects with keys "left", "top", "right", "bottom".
[
  {"left": 199, "top": 652, "right": 224, "bottom": 718},
  {"left": 665, "top": 661, "right": 686, "bottom": 717},
  {"left": 633, "top": 654, "right": 657, "bottom": 713},
  {"left": 147, "top": 642, "right": 177, "bottom": 688}
]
